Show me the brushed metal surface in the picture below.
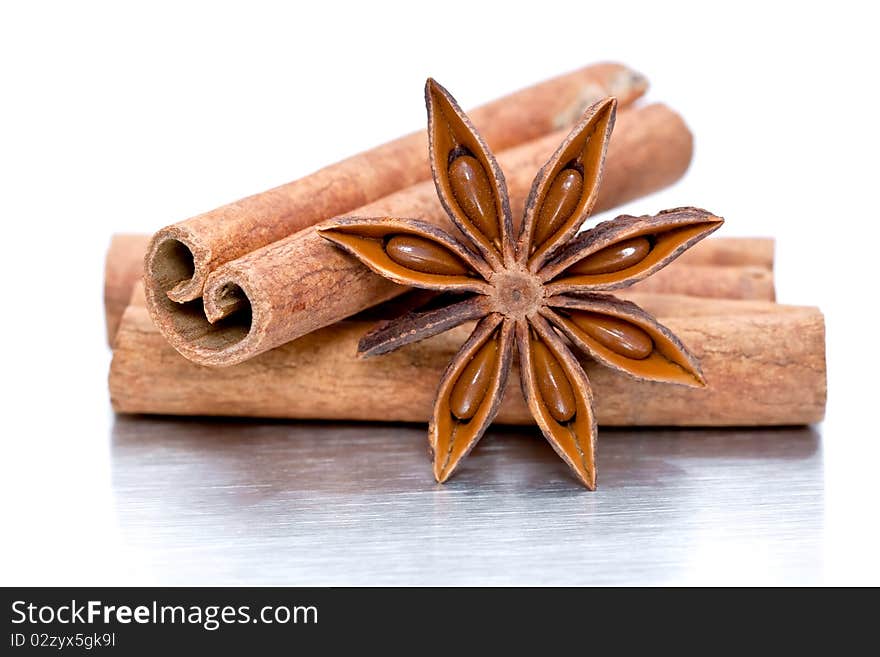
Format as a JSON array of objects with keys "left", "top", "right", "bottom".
[{"left": 110, "top": 416, "right": 823, "bottom": 585}]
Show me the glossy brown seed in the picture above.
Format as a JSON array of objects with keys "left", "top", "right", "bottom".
[
  {"left": 448, "top": 155, "right": 499, "bottom": 242},
  {"left": 533, "top": 168, "right": 583, "bottom": 247},
  {"left": 449, "top": 336, "right": 498, "bottom": 420},
  {"left": 531, "top": 338, "right": 576, "bottom": 423},
  {"left": 385, "top": 235, "right": 470, "bottom": 276},
  {"left": 570, "top": 311, "right": 653, "bottom": 359},
  {"left": 567, "top": 236, "right": 652, "bottom": 275}
]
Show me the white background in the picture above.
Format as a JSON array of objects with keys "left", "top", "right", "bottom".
[{"left": 1, "top": 1, "right": 877, "bottom": 584}]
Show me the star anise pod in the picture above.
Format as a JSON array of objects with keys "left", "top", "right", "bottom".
[{"left": 317, "top": 80, "right": 723, "bottom": 488}]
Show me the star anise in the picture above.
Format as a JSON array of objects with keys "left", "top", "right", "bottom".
[{"left": 317, "top": 80, "right": 723, "bottom": 488}]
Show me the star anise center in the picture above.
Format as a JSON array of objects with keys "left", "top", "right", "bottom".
[{"left": 488, "top": 267, "right": 544, "bottom": 319}]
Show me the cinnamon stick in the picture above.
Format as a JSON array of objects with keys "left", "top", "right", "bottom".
[
  {"left": 620, "top": 293, "right": 785, "bottom": 317},
  {"left": 626, "top": 265, "right": 775, "bottom": 300},
  {"left": 145, "top": 63, "right": 647, "bottom": 307},
  {"left": 106, "top": 235, "right": 774, "bottom": 347},
  {"left": 111, "top": 286, "right": 826, "bottom": 426},
  {"left": 146, "top": 103, "right": 698, "bottom": 366},
  {"left": 675, "top": 237, "right": 774, "bottom": 269},
  {"left": 105, "top": 233, "right": 150, "bottom": 344}
]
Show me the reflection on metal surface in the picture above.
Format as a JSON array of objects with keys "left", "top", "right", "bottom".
[{"left": 111, "top": 416, "right": 822, "bottom": 584}]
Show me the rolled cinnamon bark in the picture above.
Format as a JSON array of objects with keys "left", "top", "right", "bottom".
[
  {"left": 147, "top": 103, "right": 697, "bottom": 366},
  {"left": 145, "top": 63, "right": 647, "bottom": 307},
  {"left": 675, "top": 237, "right": 774, "bottom": 269},
  {"left": 105, "top": 234, "right": 150, "bottom": 344},
  {"left": 626, "top": 265, "right": 775, "bottom": 300},
  {"left": 620, "top": 293, "right": 785, "bottom": 317},
  {"left": 105, "top": 235, "right": 774, "bottom": 346},
  {"left": 111, "top": 288, "right": 826, "bottom": 426}
]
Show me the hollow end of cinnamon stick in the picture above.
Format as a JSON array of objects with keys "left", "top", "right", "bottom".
[{"left": 142, "top": 222, "right": 246, "bottom": 342}]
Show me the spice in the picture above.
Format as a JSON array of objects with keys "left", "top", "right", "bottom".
[
  {"left": 110, "top": 287, "right": 827, "bottom": 433},
  {"left": 104, "top": 233, "right": 773, "bottom": 346},
  {"left": 143, "top": 63, "right": 647, "bottom": 341},
  {"left": 317, "top": 81, "right": 723, "bottom": 488},
  {"left": 144, "top": 102, "right": 697, "bottom": 367}
]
